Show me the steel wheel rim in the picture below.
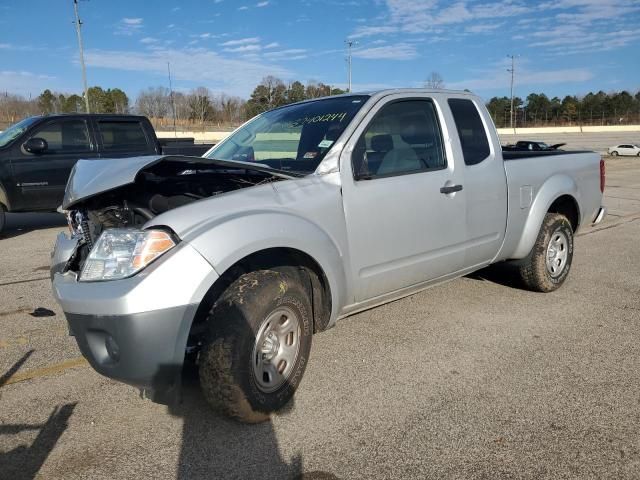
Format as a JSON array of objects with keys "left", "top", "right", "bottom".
[
  {"left": 545, "top": 228, "right": 569, "bottom": 278},
  {"left": 252, "top": 306, "right": 301, "bottom": 393}
]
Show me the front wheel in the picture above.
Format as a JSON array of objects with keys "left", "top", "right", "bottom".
[
  {"left": 611, "top": 151, "right": 618, "bottom": 156},
  {"left": 518, "top": 213, "right": 574, "bottom": 292},
  {"left": 0, "top": 205, "right": 6, "bottom": 235},
  {"left": 199, "top": 269, "right": 313, "bottom": 423}
]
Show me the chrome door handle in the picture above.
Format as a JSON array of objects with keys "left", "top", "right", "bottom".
[{"left": 440, "top": 184, "right": 463, "bottom": 194}]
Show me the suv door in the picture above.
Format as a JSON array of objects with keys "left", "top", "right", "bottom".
[
  {"left": 10, "top": 118, "right": 96, "bottom": 210},
  {"left": 340, "top": 95, "right": 466, "bottom": 302}
]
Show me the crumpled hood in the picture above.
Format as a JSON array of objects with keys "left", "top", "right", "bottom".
[
  {"left": 62, "top": 155, "right": 165, "bottom": 209},
  {"left": 62, "top": 155, "right": 295, "bottom": 209}
]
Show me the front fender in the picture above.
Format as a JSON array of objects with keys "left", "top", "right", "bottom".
[
  {"left": 511, "top": 174, "right": 578, "bottom": 259},
  {"left": 187, "top": 211, "right": 348, "bottom": 325}
]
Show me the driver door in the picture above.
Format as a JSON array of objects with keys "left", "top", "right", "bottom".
[
  {"left": 10, "top": 118, "right": 97, "bottom": 210},
  {"left": 341, "top": 95, "right": 466, "bottom": 302}
]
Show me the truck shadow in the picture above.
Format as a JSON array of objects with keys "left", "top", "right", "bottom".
[
  {"left": 465, "top": 262, "right": 527, "bottom": 290},
  {"left": 166, "top": 370, "right": 303, "bottom": 480},
  {"left": 0, "top": 212, "right": 66, "bottom": 240},
  {"left": 0, "top": 351, "right": 76, "bottom": 480}
]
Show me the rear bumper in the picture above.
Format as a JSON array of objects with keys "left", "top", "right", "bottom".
[{"left": 592, "top": 206, "right": 607, "bottom": 225}]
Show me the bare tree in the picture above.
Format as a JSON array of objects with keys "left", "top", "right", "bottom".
[
  {"left": 187, "top": 87, "right": 214, "bottom": 130},
  {"left": 424, "top": 72, "right": 445, "bottom": 89},
  {"left": 136, "top": 87, "right": 170, "bottom": 121}
]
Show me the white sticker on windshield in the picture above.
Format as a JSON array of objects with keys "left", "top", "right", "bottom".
[{"left": 318, "top": 139, "right": 334, "bottom": 148}]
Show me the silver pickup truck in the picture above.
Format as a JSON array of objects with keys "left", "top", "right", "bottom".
[{"left": 51, "top": 89, "right": 606, "bottom": 422}]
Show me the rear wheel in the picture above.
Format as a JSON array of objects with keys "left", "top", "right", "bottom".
[
  {"left": 198, "top": 269, "right": 313, "bottom": 423},
  {"left": 518, "top": 213, "right": 574, "bottom": 292}
]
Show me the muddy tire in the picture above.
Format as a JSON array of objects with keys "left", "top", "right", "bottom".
[
  {"left": 199, "top": 269, "right": 312, "bottom": 423},
  {"left": 519, "top": 213, "right": 574, "bottom": 292},
  {"left": 0, "top": 205, "right": 6, "bottom": 235}
]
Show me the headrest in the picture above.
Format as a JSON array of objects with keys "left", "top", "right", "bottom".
[
  {"left": 370, "top": 134, "right": 393, "bottom": 152},
  {"left": 400, "top": 114, "right": 434, "bottom": 145}
]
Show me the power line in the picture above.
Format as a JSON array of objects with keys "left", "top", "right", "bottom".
[
  {"left": 345, "top": 40, "right": 358, "bottom": 93},
  {"left": 167, "top": 62, "right": 177, "bottom": 137},
  {"left": 72, "top": 0, "right": 90, "bottom": 113}
]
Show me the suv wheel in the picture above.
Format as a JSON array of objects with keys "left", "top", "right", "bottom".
[{"left": 199, "top": 269, "right": 313, "bottom": 423}]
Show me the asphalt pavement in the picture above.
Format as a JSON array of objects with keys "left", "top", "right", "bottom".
[{"left": 0, "top": 156, "right": 639, "bottom": 479}]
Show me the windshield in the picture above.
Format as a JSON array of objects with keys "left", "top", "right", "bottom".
[
  {"left": 0, "top": 117, "right": 40, "bottom": 148},
  {"left": 206, "top": 95, "right": 369, "bottom": 174}
]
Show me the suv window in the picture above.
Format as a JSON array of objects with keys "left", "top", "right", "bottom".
[
  {"left": 352, "top": 99, "right": 446, "bottom": 179},
  {"left": 448, "top": 98, "right": 491, "bottom": 166},
  {"left": 31, "top": 120, "right": 91, "bottom": 153},
  {"left": 98, "top": 121, "right": 149, "bottom": 152}
]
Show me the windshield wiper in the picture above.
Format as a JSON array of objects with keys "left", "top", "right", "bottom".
[{"left": 205, "top": 157, "right": 307, "bottom": 178}]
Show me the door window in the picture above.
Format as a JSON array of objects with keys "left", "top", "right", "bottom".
[
  {"left": 448, "top": 98, "right": 491, "bottom": 166},
  {"left": 352, "top": 99, "right": 446, "bottom": 180},
  {"left": 30, "top": 120, "right": 91, "bottom": 153},
  {"left": 98, "top": 121, "right": 149, "bottom": 152}
]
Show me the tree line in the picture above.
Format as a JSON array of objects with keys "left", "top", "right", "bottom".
[
  {"left": 1, "top": 77, "right": 639, "bottom": 130},
  {"left": 0, "top": 76, "right": 346, "bottom": 130},
  {"left": 487, "top": 91, "right": 640, "bottom": 128}
]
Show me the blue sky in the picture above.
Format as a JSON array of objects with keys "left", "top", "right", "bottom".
[{"left": 0, "top": 0, "right": 639, "bottom": 102}]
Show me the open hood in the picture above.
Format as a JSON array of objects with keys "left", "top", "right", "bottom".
[{"left": 62, "top": 155, "right": 296, "bottom": 209}]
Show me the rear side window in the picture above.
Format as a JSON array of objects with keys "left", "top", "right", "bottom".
[
  {"left": 448, "top": 99, "right": 490, "bottom": 166},
  {"left": 98, "top": 121, "right": 149, "bottom": 152}
]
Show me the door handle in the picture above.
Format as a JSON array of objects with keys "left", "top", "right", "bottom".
[{"left": 440, "top": 184, "right": 463, "bottom": 194}]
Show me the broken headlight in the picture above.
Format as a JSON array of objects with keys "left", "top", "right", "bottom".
[{"left": 79, "top": 229, "right": 176, "bottom": 282}]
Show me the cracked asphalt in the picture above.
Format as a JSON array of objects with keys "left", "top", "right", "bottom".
[{"left": 0, "top": 156, "right": 639, "bottom": 480}]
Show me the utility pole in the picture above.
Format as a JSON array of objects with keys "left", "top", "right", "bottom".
[
  {"left": 507, "top": 54, "right": 518, "bottom": 129},
  {"left": 345, "top": 40, "right": 357, "bottom": 93},
  {"left": 73, "top": 0, "right": 90, "bottom": 113},
  {"left": 167, "top": 62, "right": 177, "bottom": 137}
]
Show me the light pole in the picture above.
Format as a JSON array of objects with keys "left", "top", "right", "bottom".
[
  {"left": 72, "top": 0, "right": 90, "bottom": 113},
  {"left": 345, "top": 40, "right": 357, "bottom": 93},
  {"left": 507, "top": 54, "right": 518, "bottom": 129}
]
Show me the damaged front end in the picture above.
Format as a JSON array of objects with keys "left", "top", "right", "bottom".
[{"left": 52, "top": 155, "right": 291, "bottom": 278}]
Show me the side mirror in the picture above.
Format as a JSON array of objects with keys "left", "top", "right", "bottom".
[{"left": 24, "top": 137, "right": 48, "bottom": 154}]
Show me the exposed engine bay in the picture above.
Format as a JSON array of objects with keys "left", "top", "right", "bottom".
[{"left": 63, "top": 156, "right": 289, "bottom": 273}]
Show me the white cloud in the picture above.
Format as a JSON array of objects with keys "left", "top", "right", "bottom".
[
  {"left": 256, "top": 1, "right": 269, "bottom": 6},
  {"left": 223, "top": 44, "right": 262, "bottom": 53},
  {"left": 447, "top": 66, "right": 594, "bottom": 91},
  {"left": 116, "top": 17, "right": 144, "bottom": 35},
  {"left": 263, "top": 48, "right": 307, "bottom": 60},
  {"left": 220, "top": 37, "right": 260, "bottom": 46},
  {"left": 140, "top": 37, "right": 159, "bottom": 44},
  {"left": 238, "top": 6, "right": 249, "bottom": 10},
  {"left": 264, "top": 42, "right": 280, "bottom": 49},
  {"left": 84, "top": 47, "right": 292, "bottom": 97},
  {"left": 353, "top": 43, "right": 417, "bottom": 60},
  {"left": 349, "top": 25, "right": 398, "bottom": 39},
  {"left": 465, "top": 23, "right": 503, "bottom": 34},
  {"left": 0, "top": 70, "right": 58, "bottom": 96}
]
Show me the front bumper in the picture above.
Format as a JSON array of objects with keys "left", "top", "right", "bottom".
[
  {"left": 66, "top": 306, "right": 197, "bottom": 403},
  {"left": 51, "top": 233, "right": 219, "bottom": 402}
]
